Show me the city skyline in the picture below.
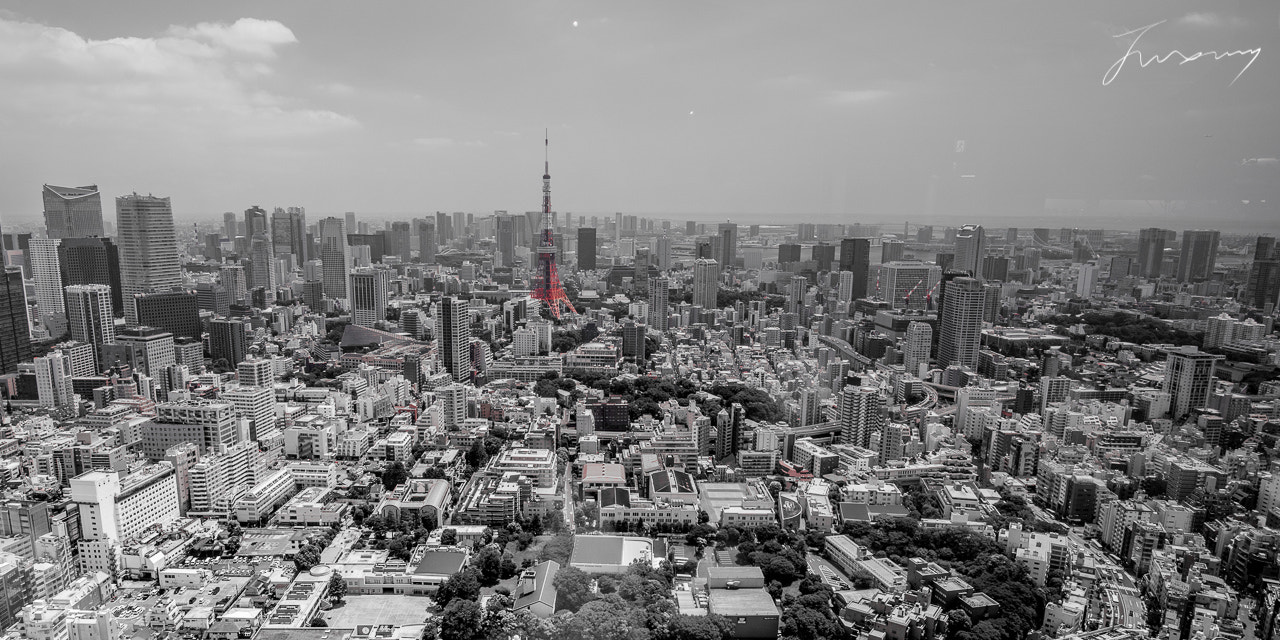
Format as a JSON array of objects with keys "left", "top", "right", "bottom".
[{"left": 0, "top": 2, "right": 1277, "bottom": 231}]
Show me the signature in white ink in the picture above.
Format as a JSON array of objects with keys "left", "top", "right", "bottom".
[{"left": 1103, "top": 19, "right": 1262, "bottom": 86}]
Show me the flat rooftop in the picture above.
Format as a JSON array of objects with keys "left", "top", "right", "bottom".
[{"left": 707, "top": 588, "right": 780, "bottom": 617}]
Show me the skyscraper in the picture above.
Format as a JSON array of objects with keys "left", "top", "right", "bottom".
[
  {"left": 937, "top": 276, "right": 984, "bottom": 368},
  {"left": 34, "top": 350, "right": 74, "bottom": 409},
  {"left": 28, "top": 238, "right": 65, "bottom": 319},
  {"left": 389, "top": 221, "right": 412, "bottom": 263},
  {"left": 1177, "top": 230, "right": 1220, "bottom": 283},
  {"left": 953, "top": 224, "right": 986, "bottom": 279},
  {"left": 219, "top": 264, "right": 248, "bottom": 306},
  {"left": 866, "top": 261, "right": 942, "bottom": 310},
  {"left": 838, "top": 238, "right": 870, "bottom": 300},
  {"left": 717, "top": 222, "right": 738, "bottom": 271},
  {"left": 415, "top": 218, "right": 436, "bottom": 264},
  {"left": 116, "top": 194, "right": 181, "bottom": 326},
  {"left": 270, "top": 207, "right": 293, "bottom": 259},
  {"left": 655, "top": 235, "right": 672, "bottom": 270},
  {"left": 1244, "top": 236, "right": 1280, "bottom": 311},
  {"left": 577, "top": 227, "right": 597, "bottom": 271},
  {"left": 222, "top": 211, "right": 237, "bottom": 240},
  {"left": 58, "top": 237, "right": 123, "bottom": 317},
  {"left": 436, "top": 296, "right": 471, "bottom": 382},
  {"left": 348, "top": 268, "right": 389, "bottom": 328},
  {"left": 43, "top": 184, "right": 104, "bottom": 239},
  {"left": 1163, "top": 346, "right": 1219, "bottom": 419},
  {"left": 1136, "top": 227, "right": 1167, "bottom": 278},
  {"left": 880, "top": 239, "right": 904, "bottom": 263},
  {"left": 318, "top": 217, "right": 349, "bottom": 299},
  {"left": 64, "top": 284, "right": 115, "bottom": 362},
  {"left": 904, "top": 321, "right": 932, "bottom": 376},
  {"left": 248, "top": 234, "right": 277, "bottom": 304},
  {"left": 0, "top": 268, "right": 32, "bottom": 374},
  {"left": 133, "top": 289, "right": 201, "bottom": 341},
  {"left": 496, "top": 215, "right": 516, "bottom": 267},
  {"left": 692, "top": 258, "right": 719, "bottom": 309},
  {"left": 648, "top": 276, "right": 670, "bottom": 331}
]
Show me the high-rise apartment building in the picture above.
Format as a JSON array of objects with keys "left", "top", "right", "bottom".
[
  {"left": 317, "top": 217, "right": 349, "bottom": 299},
  {"left": 1163, "top": 346, "right": 1219, "bottom": 419},
  {"left": 692, "top": 258, "right": 719, "bottom": 309},
  {"left": 1177, "top": 230, "right": 1220, "bottom": 283},
  {"left": 839, "top": 385, "right": 884, "bottom": 448},
  {"left": 116, "top": 194, "right": 180, "bottom": 326},
  {"left": 247, "top": 234, "right": 277, "bottom": 303},
  {"left": 838, "top": 238, "right": 871, "bottom": 300},
  {"left": 348, "top": 268, "right": 389, "bottom": 328},
  {"left": 937, "top": 276, "right": 984, "bottom": 368},
  {"left": 415, "top": 219, "right": 436, "bottom": 264},
  {"left": 436, "top": 296, "right": 471, "bottom": 382},
  {"left": 34, "top": 350, "right": 75, "bottom": 409},
  {"left": 655, "top": 235, "right": 672, "bottom": 271},
  {"left": 219, "top": 264, "right": 248, "bottom": 305},
  {"left": 648, "top": 276, "right": 670, "bottom": 331},
  {"left": 953, "top": 224, "right": 986, "bottom": 279},
  {"left": 904, "top": 321, "right": 932, "bottom": 376},
  {"left": 0, "top": 268, "right": 31, "bottom": 375},
  {"left": 881, "top": 239, "right": 904, "bottom": 263},
  {"left": 1136, "top": 228, "right": 1167, "bottom": 279},
  {"left": 58, "top": 237, "right": 123, "bottom": 317},
  {"left": 42, "top": 184, "right": 104, "bottom": 239},
  {"left": 28, "top": 239, "right": 64, "bottom": 321}
]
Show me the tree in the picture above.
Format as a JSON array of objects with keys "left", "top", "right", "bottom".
[
  {"left": 1140, "top": 476, "right": 1168, "bottom": 498},
  {"left": 466, "top": 440, "right": 488, "bottom": 468},
  {"left": 475, "top": 546, "right": 504, "bottom": 586},
  {"left": 539, "top": 532, "right": 574, "bottom": 565},
  {"left": 439, "top": 599, "right": 485, "bottom": 640},
  {"left": 328, "top": 572, "right": 347, "bottom": 604},
  {"left": 552, "top": 566, "right": 596, "bottom": 612},
  {"left": 441, "top": 528, "right": 458, "bottom": 547},
  {"left": 661, "top": 614, "right": 733, "bottom": 640},
  {"left": 435, "top": 568, "right": 481, "bottom": 609},
  {"left": 294, "top": 547, "right": 320, "bottom": 572},
  {"left": 381, "top": 462, "right": 408, "bottom": 491},
  {"left": 309, "top": 617, "right": 327, "bottom": 627}
]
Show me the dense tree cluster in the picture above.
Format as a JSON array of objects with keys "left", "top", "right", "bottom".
[
  {"left": 1043, "top": 311, "right": 1201, "bottom": 347},
  {"left": 705, "top": 383, "right": 786, "bottom": 422},
  {"left": 841, "top": 517, "right": 1041, "bottom": 640},
  {"left": 731, "top": 524, "right": 808, "bottom": 586}
]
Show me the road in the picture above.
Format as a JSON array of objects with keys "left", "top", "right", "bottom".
[
  {"left": 806, "top": 554, "right": 853, "bottom": 590},
  {"left": 561, "top": 463, "right": 576, "bottom": 533}
]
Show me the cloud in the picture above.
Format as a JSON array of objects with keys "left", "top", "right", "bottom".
[
  {"left": 411, "top": 137, "right": 485, "bottom": 148},
  {"left": 1241, "top": 157, "right": 1279, "bottom": 165},
  {"left": 827, "top": 89, "right": 892, "bottom": 105},
  {"left": 0, "top": 17, "right": 357, "bottom": 138},
  {"left": 1177, "top": 12, "right": 1248, "bottom": 28}
]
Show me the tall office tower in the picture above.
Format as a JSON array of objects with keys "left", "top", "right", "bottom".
[
  {"left": 243, "top": 206, "right": 267, "bottom": 238},
  {"left": 133, "top": 289, "right": 201, "bottom": 340},
  {"left": 43, "top": 184, "right": 104, "bottom": 239},
  {"left": 839, "top": 238, "right": 871, "bottom": 300},
  {"left": 496, "top": 215, "right": 517, "bottom": 267},
  {"left": 219, "top": 264, "right": 248, "bottom": 305},
  {"left": 1244, "top": 236, "right": 1280, "bottom": 311},
  {"left": 904, "top": 321, "right": 932, "bottom": 375},
  {"left": 348, "top": 268, "right": 389, "bottom": 328},
  {"left": 195, "top": 282, "right": 231, "bottom": 317},
  {"left": 647, "top": 276, "right": 670, "bottom": 331},
  {"left": 953, "top": 224, "right": 986, "bottom": 279},
  {"left": 839, "top": 384, "right": 884, "bottom": 447},
  {"left": 692, "top": 258, "right": 719, "bottom": 309},
  {"left": 717, "top": 222, "right": 738, "bottom": 271},
  {"left": 1178, "top": 230, "right": 1221, "bottom": 283},
  {"left": 866, "top": 261, "right": 942, "bottom": 310},
  {"left": 452, "top": 212, "right": 467, "bottom": 241},
  {"left": 58, "top": 237, "right": 123, "bottom": 317},
  {"left": 28, "top": 238, "right": 65, "bottom": 319},
  {"left": 620, "top": 319, "right": 646, "bottom": 361},
  {"left": 812, "top": 243, "right": 836, "bottom": 272},
  {"left": 0, "top": 268, "right": 32, "bottom": 374},
  {"left": 1076, "top": 263, "right": 1098, "bottom": 297},
  {"left": 435, "top": 211, "right": 451, "bottom": 243},
  {"left": 247, "top": 234, "right": 277, "bottom": 303},
  {"left": 982, "top": 282, "right": 1001, "bottom": 324},
  {"left": 777, "top": 244, "right": 802, "bottom": 264},
  {"left": 117, "top": 194, "right": 180, "bottom": 326},
  {"left": 880, "top": 239, "right": 904, "bottom": 263},
  {"left": 982, "top": 256, "right": 1011, "bottom": 282},
  {"left": 655, "top": 235, "right": 672, "bottom": 270},
  {"left": 270, "top": 207, "right": 293, "bottom": 258},
  {"left": 222, "top": 211, "right": 237, "bottom": 240},
  {"left": 436, "top": 296, "right": 471, "bottom": 382},
  {"left": 345, "top": 211, "right": 358, "bottom": 237},
  {"left": 415, "top": 219, "right": 436, "bottom": 264},
  {"left": 1136, "top": 227, "right": 1167, "bottom": 278},
  {"left": 916, "top": 225, "right": 933, "bottom": 242},
  {"left": 286, "top": 207, "right": 308, "bottom": 262},
  {"left": 1163, "top": 346, "right": 1219, "bottom": 419},
  {"left": 317, "top": 217, "right": 349, "bottom": 299},
  {"left": 204, "top": 232, "right": 223, "bottom": 261},
  {"left": 34, "top": 350, "right": 74, "bottom": 409},
  {"left": 388, "top": 221, "right": 412, "bottom": 263},
  {"left": 1006, "top": 228, "right": 1018, "bottom": 243},
  {"left": 301, "top": 280, "right": 324, "bottom": 311},
  {"left": 64, "top": 285, "right": 115, "bottom": 357},
  {"left": 937, "top": 276, "right": 984, "bottom": 368},
  {"left": 209, "top": 318, "right": 248, "bottom": 367}
]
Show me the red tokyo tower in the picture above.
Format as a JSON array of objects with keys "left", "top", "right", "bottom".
[{"left": 529, "top": 133, "right": 577, "bottom": 319}]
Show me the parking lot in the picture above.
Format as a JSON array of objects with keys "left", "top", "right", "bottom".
[{"left": 321, "top": 595, "right": 433, "bottom": 628}]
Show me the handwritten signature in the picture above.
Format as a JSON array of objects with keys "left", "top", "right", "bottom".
[{"left": 1103, "top": 19, "right": 1261, "bottom": 86}]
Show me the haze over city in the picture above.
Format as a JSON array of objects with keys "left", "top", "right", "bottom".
[{"left": 0, "top": 1, "right": 1277, "bottom": 230}]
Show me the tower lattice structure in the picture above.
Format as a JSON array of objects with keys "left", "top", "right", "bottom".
[{"left": 529, "top": 134, "right": 577, "bottom": 319}]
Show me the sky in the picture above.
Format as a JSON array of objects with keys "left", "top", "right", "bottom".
[{"left": 0, "top": 1, "right": 1277, "bottom": 231}]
